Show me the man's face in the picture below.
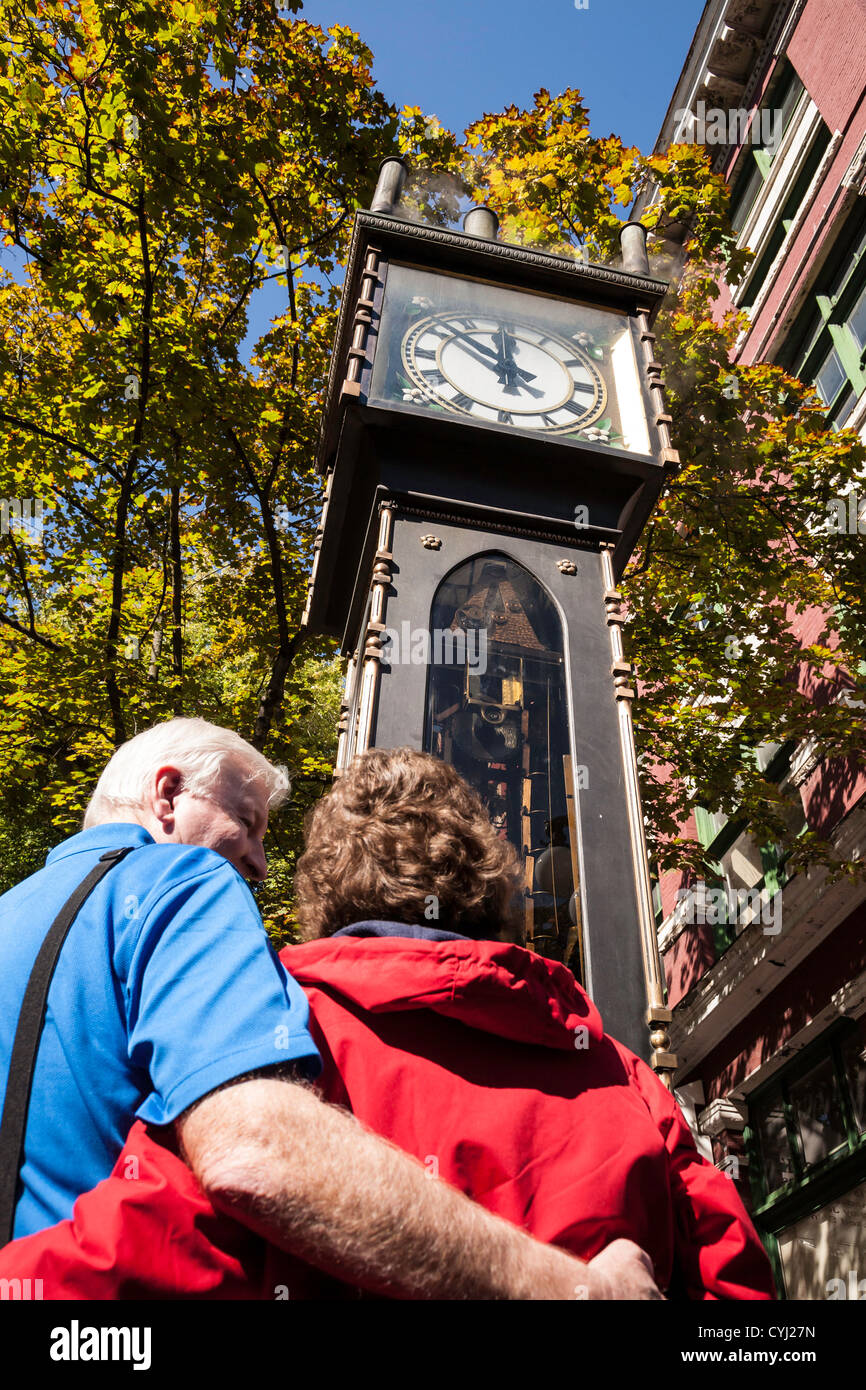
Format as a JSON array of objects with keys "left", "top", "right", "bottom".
[{"left": 155, "top": 761, "right": 270, "bottom": 881}]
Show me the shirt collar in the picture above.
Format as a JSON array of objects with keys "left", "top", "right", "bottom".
[
  {"left": 46, "top": 822, "right": 155, "bottom": 866},
  {"left": 332, "top": 920, "right": 469, "bottom": 942}
]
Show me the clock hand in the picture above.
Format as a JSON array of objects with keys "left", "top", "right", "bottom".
[
  {"left": 492, "top": 331, "right": 547, "bottom": 400},
  {"left": 445, "top": 335, "right": 519, "bottom": 379},
  {"left": 496, "top": 326, "right": 523, "bottom": 395},
  {"left": 446, "top": 336, "right": 548, "bottom": 403},
  {"left": 493, "top": 327, "right": 548, "bottom": 399},
  {"left": 446, "top": 325, "right": 538, "bottom": 386}
]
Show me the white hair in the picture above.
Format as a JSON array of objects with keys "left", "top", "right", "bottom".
[{"left": 83, "top": 717, "right": 291, "bottom": 828}]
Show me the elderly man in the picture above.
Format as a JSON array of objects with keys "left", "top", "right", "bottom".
[{"left": 0, "top": 718, "right": 658, "bottom": 1299}]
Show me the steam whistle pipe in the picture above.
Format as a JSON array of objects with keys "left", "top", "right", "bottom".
[
  {"left": 462, "top": 206, "right": 499, "bottom": 240},
  {"left": 370, "top": 157, "right": 408, "bottom": 214},
  {"left": 619, "top": 220, "right": 650, "bottom": 276}
]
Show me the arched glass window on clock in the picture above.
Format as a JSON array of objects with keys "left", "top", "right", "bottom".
[{"left": 424, "top": 553, "right": 584, "bottom": 979}]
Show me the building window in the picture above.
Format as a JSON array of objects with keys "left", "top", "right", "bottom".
[
  {"left": 841, "top": 1028, "right": 866, "bottom": 1134},
  {"left": 787, "top": 1055, "right": 848, "bottom": 1167},
  {"left": 737, "top": 123, "right": 832, "bottom": 309},
  {"left": 729, "top": 61, "right": 805, "bottom": 235},
  {"left": 753, "top": 1089, "right": 796, "bottom": 1191},
  {"left": 780, "top": 206, "right": 866, "bottom": 429},
  {"left": 746, "top": 1019, "right": 866, "bottom": 1297}
]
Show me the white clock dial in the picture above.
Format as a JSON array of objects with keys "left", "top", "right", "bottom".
[{"left": 402, "top": 313, "right": 607, "bottom": 434}]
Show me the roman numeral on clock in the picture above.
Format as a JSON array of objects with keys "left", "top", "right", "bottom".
[
  {"left": 422, "top": 367, "right": 447, "bottom": 386},
  {"left": 452, "top": 393, "right": 474, "bottom": 411},
  {"left": 563, "top": 399, "right": 590, "bottom": 416},
  {"left": 414, "top": 347, "right": 437, "bottom": 360},
  {"left": 497, "top": 410, "right": 514, "bottom": 425}
]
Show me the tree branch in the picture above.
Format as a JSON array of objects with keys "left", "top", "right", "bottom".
[{"left": 0, "top": 610, "right": 63, "bottom": 653}]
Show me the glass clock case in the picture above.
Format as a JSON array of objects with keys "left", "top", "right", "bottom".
[{"left": 368, "top": 263, "right": 651, "bottom": 455}]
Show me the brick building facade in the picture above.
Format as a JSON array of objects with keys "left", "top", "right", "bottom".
[{"left": 640, "top": 0, "right": 866, "bottom": 1299}]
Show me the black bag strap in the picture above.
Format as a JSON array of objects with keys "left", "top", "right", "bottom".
[{"left": 0, "top": 844, "right": 137, "bottom": 1247}]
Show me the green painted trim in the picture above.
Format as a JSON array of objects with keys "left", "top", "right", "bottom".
[
  {"left": 763, "top": 1228, "right": 787, "bottom": 1299},
  {"left": 754, "top": 148, "right": 773, "bottom": 180},
  {"left": 693, "top": 806, "right": 718, "bottom": 849},
  {"left": 760, "top": 843, "right": 783, "bottom": 898},
  {"left": 828, "top": 320, "right": 866, "bottom": 396},
  {"left": 753, "top": 1134, "right": 866, "bottom": 1233}
]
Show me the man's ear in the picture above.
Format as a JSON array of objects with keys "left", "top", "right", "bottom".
[{"left": 152, "top": 766, "right": 184, "bottom": 831}]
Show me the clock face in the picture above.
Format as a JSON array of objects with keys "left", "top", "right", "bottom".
[{"left": 401, "top": 313, "right": 607, "bottom": 434}]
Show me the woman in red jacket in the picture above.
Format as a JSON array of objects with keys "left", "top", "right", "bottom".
[{"left": 0, "top": 748, "right": 775, "bottom": 1299}]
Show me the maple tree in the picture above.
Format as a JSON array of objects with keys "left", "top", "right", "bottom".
[
  {"left": 1, "top": 12, "right": 863, "bottom": 930},
  {"left": 459, "top": 89, "right": 866, "bottom": 883},
  {"left": 0, "top": 0, "right": 401, "bottom": 927}
]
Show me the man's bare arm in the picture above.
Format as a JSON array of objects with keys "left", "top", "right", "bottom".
[{"left": 177, "top": 1074, "right": 662, "bottom": 1300}]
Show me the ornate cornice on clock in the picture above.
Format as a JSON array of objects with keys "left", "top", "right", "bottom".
[
  {"left": 356, "top": 211, "right": 670, "bottom": 298},
  {"left": 389, "top": 498, "right": 613, "bottom": 550}
]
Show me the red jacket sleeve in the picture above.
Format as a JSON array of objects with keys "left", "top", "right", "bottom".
[
  {"left": 0, "top": 1121, "right": 264, "bottom": 1299},
  {"left": 621, "top": 1047, "right": 776, "bottom": 1300}
]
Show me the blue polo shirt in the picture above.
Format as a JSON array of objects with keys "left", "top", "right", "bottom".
[{"left": 0, "top": 823, "right": 321, "bottom": 1238}]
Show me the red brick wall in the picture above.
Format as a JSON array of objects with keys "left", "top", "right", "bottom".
[
  {"left": 787, "top": 0, "right": 866, "bottom": 135},
  {"left": 707, "top": 0, "right": 866, "bottom": 348},
  {"left": 649, "top": 0, "right": 866, "bottom": 998},
  {"left": 664, "top": 917, "right": 718, "bottom": 1009}
]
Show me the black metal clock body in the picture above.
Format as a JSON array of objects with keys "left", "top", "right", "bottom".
[{"left": 305, "top": 208, "right": 676, "bottom": 1063}]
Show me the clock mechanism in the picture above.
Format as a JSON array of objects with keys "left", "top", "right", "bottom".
[{"left": 427, "top": 557, "right": 582, "bottom": 975}]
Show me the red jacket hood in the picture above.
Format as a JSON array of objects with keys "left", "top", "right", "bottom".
[{"left": 280, "top": 935, "right": 604, "bottom": 1053}]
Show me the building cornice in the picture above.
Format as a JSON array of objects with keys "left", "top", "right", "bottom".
[
  {"left": 634, "top": 0, "right": 799, "bottom": 224},
  {"left": 665, "top": 800, "right": 866, "bottom": 1080}
]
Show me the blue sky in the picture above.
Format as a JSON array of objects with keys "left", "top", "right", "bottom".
[
  {"left": 241, "top": 0, "right": 704, "bottom": 351},
  {"left": 299, "top": 0, "right": 703, "bottom": 151}
]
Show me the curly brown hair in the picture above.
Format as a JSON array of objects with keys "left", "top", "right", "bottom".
[{"left": 294, "top": 747, "right": 523, "bottom": 941}]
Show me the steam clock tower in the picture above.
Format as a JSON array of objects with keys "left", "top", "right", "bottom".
[{"left": 302, "top": 158, "right": 679, "bottom": 1076}]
